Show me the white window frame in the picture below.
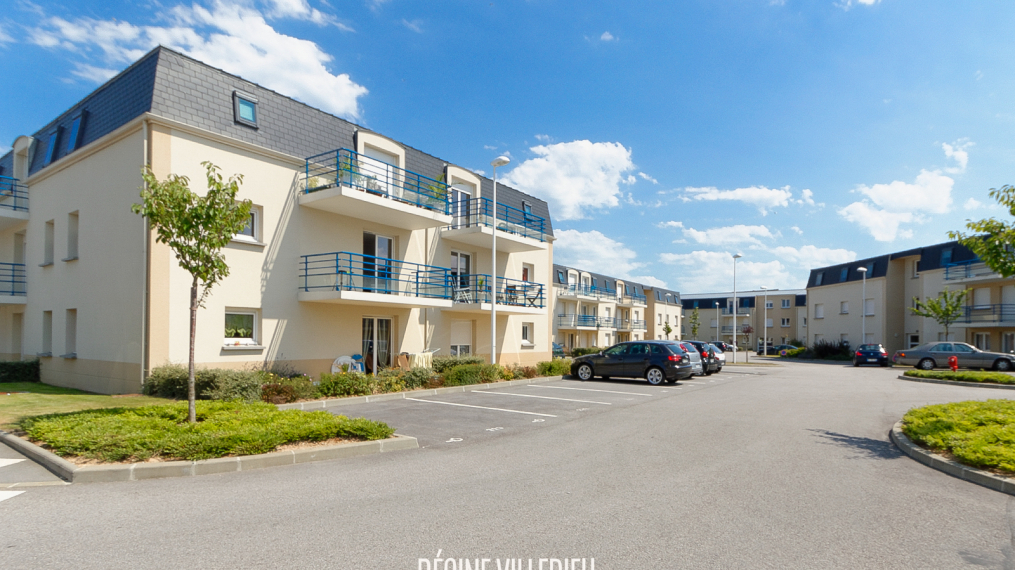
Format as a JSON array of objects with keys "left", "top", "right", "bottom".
[
  {"left": 840, "top": 301, "right": 849, "bottom": 314},
  {"left": 814, "top": 304, "right": 824, "bottom": 319},
  {"left": 521, "top": 322, "right": 534, "bottom": 346},
  {"left": 781, "top": 318, "right": 790, "bottom": 327},
  {"left": 765, "top": 301, "right": 773, "bottom": 309},
  {"left": 224, "top": 309, "right": 259, "bottom": 347},
  {"left": 233, "top": 90, "right": 258, "bottom": 128},
  {"left": 781, "top": 299, "right": 791, "bottom": 309},
  {"left": 232, "top": 205, "right": 263, "bottom": 245}
]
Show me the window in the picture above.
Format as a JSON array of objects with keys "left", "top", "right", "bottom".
[
  {"left": 42, "top": 220, "right": 54, "bottom": 266},
  {"left": 44, "top": 129, "right": 61, "bottom": 166},
  {"left": 781, "top": 318, "right": 790, "bottom": 327},
  {"left": 224, "top": 311, "right": 258, "bottom": 346},
  {"left": 765, "top": 318, "right": 773, "bottom": 328},
  {"left": 557, "top": 270, "right": 565, "bottom": 283},
  {"left": 658, "top": 313, "right": 662, "bottom": 325},
  {"left": 450, "top": 251, "right": 471, "bottom": 290},
  {"left": 912, "top": 260, "right": 920, "bottom": 278},
  {"left": 693, "top": 301, "right": 699, "bottom": 309},
  {"left": 521, "top": 322, "right": 533, "bottom": 345},
  {"left": 941, "top": 248, "right": 953, "bottom": 266},
  {"left": 840, "top": 333, "right": 849, "bottom": 345},
  {"left": 973, "top": 287, "right": 990, "bottom": 309},
  {"left": 803, "top": 317, "right": 807, "bottom": 326},
  {"left": 66, "top": 112, "right": 86, "bottom": 153},
  {"left": 865, "top": 262, "right": 874, "bottom": 274},
  {"left": 973, "top": 332, "right": 990, "bottom": 351},
  {"left": 233, "top": 91, "right": 258, "bottom": 128},
  {"left": 710, "top": 319, "right": 718, "bottom": 327},
  {"left": 1003, "top": 332, "right": 1015, "bottom": 353},
  {"left": 864, "top": 299, "right": 874, "bottom": 316},
  {"left": 63, "top": 309, "right": 77, "bottom": 358},
  {"left": 233, "top": 206, "right": 262, "bottom": 244},
  {"left": 840, "top": 268, "right": 848, "bottom": 282},
  {"left": 840, "top": 301, "right": 849, "bottom": 314},
  {"left": 912, "top": 297, "right": 920, "bottom": 309},
  {"left": 41, "top": 311, "right": 53, "bottom": 357},
  {"left": 815, "top": 272, "right": 824, "bottom": 286},
  {"left": 522, "top": 201, "right": 534, "bottom": 222},
  {"left": 522, "top": 263, "right": 533, "bottom": 282},
  {"left": 814, "top": 304, "right": 824, "bottom": 319},
  {"left": 814, "top": 334, "right": 824, "bottom": 343},
  {"left": 765, "top": 301, "right": 773, "bottom": 309},
  {"left": 781, "top": 299, "right": 790, "bottom": 308},
  {"left": 908, "top": 334, "right": 920, "bottom": 348},
  {"left": 656, "top": 291, "right": 662, "bottom": 301},
  {"left": 591, "top": 277, "right": 597, "bottom": 288},
  {"left": 65, "top": 211, "right": 79, "bottom": 261}
]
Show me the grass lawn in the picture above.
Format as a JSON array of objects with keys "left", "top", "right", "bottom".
[
  {"left": 903, "top": 399, "right": 1015, "bottom": 475},
  {"left": 0, "top": 382, "right": 166, "bottom": 429},
  {"left": 903, "top": 369, "right": 1015, "bottom": 385},
  {"left": 20, "top": 401, "right": 394, "bottom": 462}
]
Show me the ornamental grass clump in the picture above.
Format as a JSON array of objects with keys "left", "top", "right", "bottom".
[
  {"left": 902, "top": 399, "right": 1015, "bottom": 474},
  {"left": 19, "top": 401, "right": 394, "bottom": 462}
]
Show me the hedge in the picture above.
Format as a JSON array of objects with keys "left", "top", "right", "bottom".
[
  {"left": 903, "top": 369, "right": 1015, "bottom": 385},
  {"left": 0, "top": 360, "right": 40, "bottom": 383}
]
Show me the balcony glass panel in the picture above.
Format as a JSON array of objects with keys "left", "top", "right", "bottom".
[
  {"left": 300, "top": 252, "right": 451, "bottom": 299},
  {"left": 450, "top": 274, "right": 545, "bottom": 308},
  {"left": 955, "top": 304, "right": 1015, "bottom": 324},
  {"left": 0, "top": 177, "right": 28, "bottom": 212},
  {"left": 448, "top": 197, "right": 547, "bottom": 242},
  {"left": 944, "top": 259, "right": 999, "bottom": 281}
]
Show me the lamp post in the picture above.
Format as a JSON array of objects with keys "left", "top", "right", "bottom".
[
  {"left": 715, "top": 301, "right": 720, "bottom": 343},
  {"left": 857, "top": 266, "right": 867, "bottom": 346},
  {"left": 732, "top": 253, "right": 742, "bottom": 363},
  {"left": 760, "top": 286, "right": 768, "bottom": 356},
  {"left": 489, "top": 155, "right": 510, "bottom": 365}
]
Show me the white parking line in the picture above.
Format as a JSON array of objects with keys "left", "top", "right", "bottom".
[
  {"left": 472, "top": 391, "right": 612, "bottom": 405},
  {"left": 681, "top": 381, "right": 706, "bottom": 385},
  {"left": 404, "top": 398, "right": 558, "bottom": 417},
  {"left": 532, "top": 385, "right": 653, "bottom": 397},
  {"left": 0, "top": 459, "right": 25, "bottom": 469},
  {"left": 0, "top": 491, "right": 24, "bottom": 503}
]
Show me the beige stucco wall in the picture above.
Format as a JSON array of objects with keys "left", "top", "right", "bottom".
[{"left": 807, "top": 278, "right": 887, "bottom": 348}]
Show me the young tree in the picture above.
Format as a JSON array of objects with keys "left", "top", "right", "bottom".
[
  {"left": 910, "top": 288, "right": 968, "bottom": 343},
  {"left": 741, "top": 324, "right": 754, "bottom": 353},
  {"left": 132, "top": 162, "right": 252, "bottom": 423},
  {"left": 949, "top": 184, "right": 1015, "bottom": 278},
  {"left": 663, "top": 322, "right": 673, "bottom": 340},
  {"left": 689, "top": 308, "right": 701, "bottom": 340}
]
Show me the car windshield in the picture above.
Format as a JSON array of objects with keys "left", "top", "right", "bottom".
[{"left": 858, "top": 344, "right": 882, "bottom": 351}]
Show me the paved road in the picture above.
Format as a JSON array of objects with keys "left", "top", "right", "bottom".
[{"left": 1, "top": 362, "right": 1012, "bottom": 569}]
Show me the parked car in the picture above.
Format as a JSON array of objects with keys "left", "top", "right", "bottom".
[
  {"left": 571, "top": 341, "right": 694, "bottom": 385},
  {"left": 712, "top": 341, "right": 733, "bottom": 353},
  {"left": 769, "top": 344, "right": 797, "bottom": 354},
  {"left": 853, "top": 343, "right": 889, "bottom": 367},
  {"left": 892, "top": 342, "right": 1015, "bottom": 371},
  {"left": 684, "top": 340, "right": 720, "bottom": 375},
  {"left": 682, "top": 343, "right": 704, "bottom": 375},
  {"left": 708, "top": 343, "right": 726, "bottom": 371},
  {"left": 552, "top": 342, "right": 565, "bottom": 358}
]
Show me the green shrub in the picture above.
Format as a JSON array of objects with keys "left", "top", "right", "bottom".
[
  {"left": 375, "top": 369, "right": 406, "bottom": 394},
  {"left": 144, "top": 364, "right": 217, "bottom": 399},
  {"left": 19, "top": 400, "right": 395, "bottom": 462},
  {"left": 569, "top": 347, "right": 601, "bottom": 357},
  {"left": 401, "top": 367, "right": 434, "bottom": 389},
  {"left": 258, "top": 372, "right": 316, "bottom": 403},
  {"left": 520, "top": 366, "right": 538, "bottom": 379},
  {"left": 0, "top": 360, "right": 40, "bottom": 383},
  {"left": 260, "top": 383, "right": 297, "bottom": 405},
  {"left": 903, "top": 399, "right": 1015, "bottom": 474},
  {"left": 903, "top": 369, "right": 1015, "bottom": 384},
  {"left": 779, "top": 347, "right": 807, "bottom": 358},
  {"left": 317, "top": 371, "right": 373, "bottom": 397},
  {"left": 537, "top": 358, "right": 572, "bottom": 377},
  {"left": 201, "top": 369, "right": 262, "bottom": 402},
  {"left": 432, "top": 355, "right": 484, "bottom": 374},
  {"left": 788, "top": 339, "right": 806, "bottom": 348},
  {"left": 444, "top": 363, "right": 502, "bottom": 386},
  {"left": 811, "top": 340, "right": 852, "bottom": 360}
]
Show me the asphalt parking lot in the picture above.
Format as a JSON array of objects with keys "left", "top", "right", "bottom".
[{"left": 332, "top": 367, "right": 768, "bottom": 448}]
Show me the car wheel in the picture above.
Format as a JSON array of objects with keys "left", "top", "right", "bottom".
[
  {"left": 646, "top": 367, "right": 665, "bottom": 385},
  {"left": 917, "top": 358, "right": 935, "bottom": 370},
  {"left": 853, "top": 360, "right": 859, "bottom": 367},
  {"left": 716, "top": 367, "right": 722, "bottom": 373},
  {"left": 577, "top": 363, "right": 593, "bottom": 380},
  {"left": 704, "top": 367, "right": 713, "bottom": 376},
  {"left": 995, "top": 359, "right": 1013, "bottom": 372}
]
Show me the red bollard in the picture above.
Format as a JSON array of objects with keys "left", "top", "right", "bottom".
[{"left": 948, "top": 355, "right": 958, "bottom": 371}]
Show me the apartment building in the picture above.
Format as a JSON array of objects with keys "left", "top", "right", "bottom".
[
  {"left": 680, "top": 289, "right": 807, "bottom": 348},
  {"left": 0, "top": 47, "right": 554, "bottom": 393},
  {"left": 645, "top": 286, "right": 683, "bottom": 341},
  {"left": 551, "top": 264, "right": 651, "bottom": 350},
  {"left": 806, "top": 240, "right": 1015, "bottom": 354}
]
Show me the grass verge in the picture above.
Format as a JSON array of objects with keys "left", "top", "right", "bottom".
[
  {"left": 903, "top": 399, "right": 1015, "bottom": 475},
  {"left": 0, "top": 382, "right": 165, "bottom": 429},
  {"left": 903, "top": 369, "right": 1015, "bottom": 385},
  {"left": 20, "top": 400, "right": 395, "bottom": 462}
]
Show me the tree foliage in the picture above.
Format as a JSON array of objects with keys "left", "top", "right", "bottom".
[
  {"left": 689, "top": 308, "right": 700, "bottom": 340},
  {"left": 949, "top": 184, "right": 1015, "bottom": 278},
  {"left": 662, "top": 322, "right": 673, "bottom": 340},
  {"left": 910, "top": 288, "right": 968, "bottom": 342},
  {"left": 132, "top": 162, "right": 252, "bottom": 422}
]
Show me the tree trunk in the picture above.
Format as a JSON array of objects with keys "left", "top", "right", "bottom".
[{"left": 188, "top": 278, "right": 198, "bottom": 424}]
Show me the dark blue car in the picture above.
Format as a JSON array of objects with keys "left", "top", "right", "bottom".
[
  {"left": 570, "top": 341, "right": 693, "bottom": 385},
  {"left": 853, "top": 343, "right": 890, "bottom": 367}
]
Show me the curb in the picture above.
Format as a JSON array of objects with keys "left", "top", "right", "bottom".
[
  {"left": 0, "top": 430, "right": 418, "bottom": 484},
  {"left": 889, "top": 421, "right": 1015, "bottom": 496},
  {"left": 277, "top": 375, "right": 566, "bottom": 411},
  {"left": 895, "top": 374, "right": 1015, "bottom": 390}
]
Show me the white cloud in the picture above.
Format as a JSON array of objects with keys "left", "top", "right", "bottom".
[
  {"left": 660, "top": 251, "right": 799, "bottom": 292},
  {"left": 638, "top": 172, "right": 658, "bottom": 184},
  {"left": 681, "top": 185, "right": 793, "bottom": 215},
  {"left": 0, "top": 24, "right": 13, "bottom": 44},
  {"left": 837, "top": 0, "right": 880, "bottom": 9},
  {"left": 600, "top": 31, "right": 615, "bottom": 41},
  {"left": 790, "top": 226, "right": 803, "bottom": 235},
  {"left": 769, "top": 245, "right": 856, "bottom": 269},
  {"left": 795, "top": 188, "right": 821, "bottom": 207},
  {"left": 631, "top": 275, "right": 667, "bottom": 288},
  {"left": 964, "top": 197, "right": 982, "bottom": 210},
  {"left": 483, "top": 145, "right": 497, "bottom": 150},
  {"left": 401, "top": 19, "right": 422, "bottom": 33},
  {"left": 942, "top": 139, "right": 973, "bottom": 174},
  {"left": 554, "top": 229, "right": 663, "bottom": 286},
  {"left": 265, "top": 0, "right": 351, "bottom": 29},
  {"left": 534, "top": 134, "right": 552, "bottom": 143},
  {"left": 29, "top": 1, "right": 368, "bottom": 119},
  {"left": 682, "top": 224, "right": 774, "bottom": 247},
  {"left": 838, "top": 201, "right": 914, "bottom": 242},
  {"left": 656, "top": 221, "right": 684, "bottom": 229},
  {"left": 70, "top": 64, "right": 119, "bottom": 83},
  {"left": 501, "top": 140, "right": 635, "bottom": 220}
]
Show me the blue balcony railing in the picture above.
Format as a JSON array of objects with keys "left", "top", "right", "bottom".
[
  {"left": 0, "top": 263, "right": 25, "bottom": 296},
  {"left": 448, "top": 197, "right": 547, "bottom": 242},
  {"left": 450, "top": 274, "right": 545, "bottom": 308},
  {"left": 617, "top": 293, "right": 648, "bottom": 305},
  {"left": 554, "top": 283, "right": 618, "bottom": 300},
  {"left": 300, "top": 252, "right": 451, "bottom": 300},
  {"left": 944, "top": 259, "right": 998, "bottom": 281},
  {"left": 0, "top": 176, "right": 28, "bottom": 212},
  {"left": 303, "top": 148, "right": 450, "bottom": 215},
  {"left": 955, "top": 304, "right": 1015, "bottom": 324},
  {"left": 556, "top": 314, "right": 599, "bottom": 328}
]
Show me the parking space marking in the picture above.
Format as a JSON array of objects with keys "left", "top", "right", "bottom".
[
  {"left": 0, "top": 459, "right": 25, "bottom": 469},
  {"left": 471, "top": 391, "right": 612, "bottom": 405},
  {"left": 681, "top": 381, "right": 706, "bottom": 384},
  {"left": 0, "top": 490, "right": 24, "bottom": 503},
  {"left": 404, "top": 397, "right": 558, "bottom": 417},
  {"left": 532, "top": 385, "right": 653, "bottom": 397}
]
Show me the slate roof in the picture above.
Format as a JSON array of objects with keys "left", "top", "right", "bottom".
[
  {"left": 1, "top": 46, "right": 553, "bottom": 236},
  {"left": 806, "top": 240, "right": 980, "bottom": 288},
  {"left": 551, "top": 263, "right": 658, "bottom": 299}
]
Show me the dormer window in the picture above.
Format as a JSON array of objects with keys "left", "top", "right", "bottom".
[
  {"left": 839, "top": 267, "right": 848, "bottom": 282},
  {"left": 233, "top": 90, "right": 258, "bottom": 128},
  {"left": 66, "top": 112, "right": 86, "bottom": 153},
  {"left": 44, "top": 128, "right": 61, "bottom": 166}
]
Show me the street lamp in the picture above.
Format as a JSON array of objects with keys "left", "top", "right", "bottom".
[
  {"left": 760, "top": 286, "right": 768, "bottom": 356},
  {"left": 715, "top": 301, "right": 720, "bottom": 343},
  {"left": 857, "top": 266, "right": 867, "bottom": 346},
  {"left": 490, "top": 155, "right": 510, "bottom": 365},
  {"left": 732, "top": 253, "right": 742, "bottom": 363}
]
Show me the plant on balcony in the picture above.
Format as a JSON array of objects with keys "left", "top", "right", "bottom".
[
  {"left": 910, "top": 288, "right": 968, "bottom": 341},
  {"left": 689, "top": 308, "right": 701, "bottom": 340},
  {"left": 950, "top": 184, "right": 1015, "bottom": 277},
  {"left": 133, "top": 162, "right": 252, "bottom": 423}
]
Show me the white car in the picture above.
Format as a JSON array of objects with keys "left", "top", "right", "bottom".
[{"left": 709, "top": 344, "right": 726, "bottom": 372}]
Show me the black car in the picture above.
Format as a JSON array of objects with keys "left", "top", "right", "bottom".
[
  {"left": 570, "top": 341, "right": 693, "bottom": 385},
  {"left": 684, "top": 340, "right": 720, "bottom": 375},
  {"left": 853, "top": 343, "right": 890, "bottom": 367},
  {"left": 712, "top": 341, "right": 733, "bottom": 353}
]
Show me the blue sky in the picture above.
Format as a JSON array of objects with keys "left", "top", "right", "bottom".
[{"left": 3, "top": 0, "right": 1014, "bottom": 293}]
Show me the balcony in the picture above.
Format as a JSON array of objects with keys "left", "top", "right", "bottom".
[
  {"left": 616, "top": 293, "right": 647, "bottom": 307},
  {"left": 299, "top": 149, "right": 452, "bottom": 230},
  {"left": 298, "top": 252, "right": 452, "bottom": 308},
  {"left": 721, "top": 308, "right": 751, "bottom": 316},
  {"left": 952, "top": 304, "right": 1015, "bottom": 327},
  {"left": 446, "top": 274, "right": 546, "bottom": 315},
  {"left": 554, "top": 283, "right": 618, "bottom": 301},
  {"left": 616, "top": 319, "right": 648, "bottom": 331},
  {"left": 556, "top": 314, "right": 602, "bottom": 329},
  {"left": 0, "top": 263, "right": 26, "bottom": 304},
  {"left": 944, "top": 259, "right": 1002, "bottom": 282},
  {"left": 0, "top": 177, "right": 29, "bottom": 231},
  {"left": 440, "top": 197, "right": 549, "bottom": 252}
]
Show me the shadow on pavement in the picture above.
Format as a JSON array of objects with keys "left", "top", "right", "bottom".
[{"left": 807, "top": 429, "right": 903, "bottom": 460}]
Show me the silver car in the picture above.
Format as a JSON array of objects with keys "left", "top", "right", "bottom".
[
  {"left": 680, "top": 342, "right": 703, "bottom": 375},
  {"left": 893, "top": 342, "right": 1015, "bottom": 371}
]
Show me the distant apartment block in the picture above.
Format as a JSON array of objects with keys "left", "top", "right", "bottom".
[{"left": 681, "top": 289, "right": 807, "bottom": 348}]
